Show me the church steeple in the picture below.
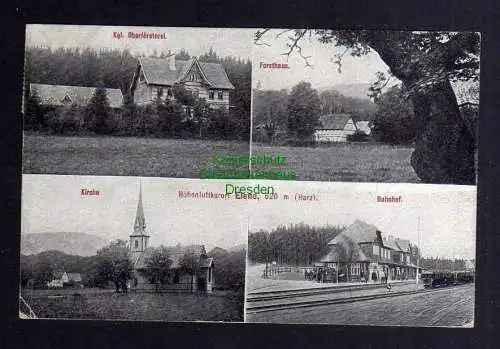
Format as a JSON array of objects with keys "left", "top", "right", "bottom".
[
  {"left": 133, "top": 181, "right": 146, "bottom": 233},
  {"left": 130, "top": 181, "right": 150, "bottom": 261}
]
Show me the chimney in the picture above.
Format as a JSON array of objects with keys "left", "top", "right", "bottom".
[{"left": 168, "top": 55, "right": 176, "bottom": 71}]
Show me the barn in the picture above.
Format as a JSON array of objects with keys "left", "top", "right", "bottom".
[
  {"left": 313, "top": 113, "right": 358, "bottom": 143},
  {"left": 29, "top": 83, "right": 124, "bottom": 108}
]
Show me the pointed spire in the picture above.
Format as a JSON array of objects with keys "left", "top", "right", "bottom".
[{"left": 133, "top": 180, "right": 146, "bottom": 234}]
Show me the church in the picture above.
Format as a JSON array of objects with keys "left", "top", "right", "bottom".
[{"left": 129, "top": 183, "right": 214, "bottom": 293}]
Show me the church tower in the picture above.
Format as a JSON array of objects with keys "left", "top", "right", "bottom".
[{"left": 130, "top": 181, "right": 150, "bottom": 262}]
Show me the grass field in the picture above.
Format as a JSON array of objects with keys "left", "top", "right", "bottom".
[
  {"left": 22, "top": 134, "right": 249, "bottom": 178},
  {"left": 21, "top": 288, "right": 243, "bottom": 322},
  {"left": 23, "top": 134, "right": 422, "bottom": 182},
  {"left": 252, "top": 143, "right": 421, "bottom": 183}
]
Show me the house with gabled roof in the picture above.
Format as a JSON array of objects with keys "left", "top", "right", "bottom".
[
  {"left": 313, "top": 113, "right": 358, "bottom": 143},
  {"left": 47, "top": 271, "right": 82, "bottom": 288},
  {"left": 130, "top": 55, "right": 234, "bottom": 110},
  {"left": 128, "top": 183, "right": 214, "bottom": 293},
  {"left": 29, "top": 83, "right": 124, "bottom": 108},
  {"left": 318, "top": 219, "right": 419, "bottom": 282}
]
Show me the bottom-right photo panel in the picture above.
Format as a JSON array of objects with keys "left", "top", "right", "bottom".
[{"left": 245, "top": 181, "right": 476, "bottom": 327}]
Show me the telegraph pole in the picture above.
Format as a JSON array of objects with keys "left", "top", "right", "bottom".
[{"left": 416, "top": 216, "right": 420, "bottom": 285}]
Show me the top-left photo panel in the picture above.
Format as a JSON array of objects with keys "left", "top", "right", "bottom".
[{"left": 23, "top": 25, "right": 253, "bottom": 178}]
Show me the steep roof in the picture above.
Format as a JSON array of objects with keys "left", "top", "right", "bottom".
[
  {"left": 320, "top": 238, "right": 369, "bottom": 263},
  {"left": 30, "top": 83, "right": 123, "bottom": 108},
  {"left": 134, "top": 244, "right": 207, "bottom": 269},
  {"left": 328, "top": 219, "right": 379, "bottom": 245},
  {"left": 395, "top": 238, "right": 411, "bottom": 253},
  {"left": 137, "top": 57, "right": 234, "bottom": 89},
  {"left": 316, "top": 113, "right": 353, "bottom": 130},
  {"left": 66, "top": 273, "right": 82, "bottom": 282},
  {"left": 383, "top": 236, "right": 399, "bottom": 250}
]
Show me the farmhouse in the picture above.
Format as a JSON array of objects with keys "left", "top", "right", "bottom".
[
  {"left": 29, "top": 83, "right": 124, "bottom": 108},
  {"left": 47, "top": 271, "right": 82, "bottom": 288},
  {"left": 317, "top": 219, "right": 419, "bottom": 282},
  {"left": 128, "top": 183, "right": 214, "bottom": 293},
  {"left": 313, "top": 113, "right": 358, "bottom": 143},
  {"left": 130, "top": 55, "right": 234, "bottom": 110}
]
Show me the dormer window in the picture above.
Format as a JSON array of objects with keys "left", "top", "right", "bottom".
[{"left": 61, "top": 94, "right": 72, "bottom": 104}]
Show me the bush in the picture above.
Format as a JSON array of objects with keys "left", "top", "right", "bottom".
[{"left": 347, "top": 130, "right": 370, "bottom": 142}]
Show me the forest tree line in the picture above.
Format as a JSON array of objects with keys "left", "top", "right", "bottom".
[
  {"left": 24, "top": 46, "right": 251, "bottom": 140},
  {"left": 252, "top": 82, "right": 478, "bottom": 146}
]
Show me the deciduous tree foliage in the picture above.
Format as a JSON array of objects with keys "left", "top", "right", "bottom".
[
  {"left": 256, "top": 30, "right": 480, "bottom": 184},
  {"left": 96, "top": 240, "right": 133, "bottom": 292},
  {"left": 287, "top": 81, "right": 322, "bottom": 139},
  {"left": 142, "top": 246, "right": 173, "bottom": 291},
  {"left": 371, "top": 85, "right": 416, "bottom": 144}
]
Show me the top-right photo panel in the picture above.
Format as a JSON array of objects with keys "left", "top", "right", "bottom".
[{"left": 251, "top": 30, "right": 480, "bottom": 185}]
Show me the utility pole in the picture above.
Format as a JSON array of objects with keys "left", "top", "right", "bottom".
[{"left": 416, "top": 216, "right": 420, "bottom": 285}]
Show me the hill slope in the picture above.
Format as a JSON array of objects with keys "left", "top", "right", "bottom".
[{"left": 21, "top": 232, "right": 109, "bottom": 256}]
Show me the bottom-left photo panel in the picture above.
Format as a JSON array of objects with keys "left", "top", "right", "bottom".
[{"left": 19, "top": 174, "right": 247, "bottom": 322}]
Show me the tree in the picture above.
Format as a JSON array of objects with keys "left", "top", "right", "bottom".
[
  {"left": 252, "top": 90, "right": 288, "bottom": 143},
  {"left": 96, "top": 240, "right": 133, "bottom": 292},
  {"left": 25, "top": 87, "right": 44, "bottom": 131},
  {"left": 371, "top": 85, "right": 416, "bottom": 144},
  {"left": 255, "top": 30, "right": 480, "bottom": 184},
  {"left": 180, "top": 251, "right": 201, "bottom": 292},
  {"left": 86, "top": 87, "right": 111, "bottom": 134},
  {"left": 286, "top": 81, "right": 321, "bottom": 139},
  {"left": 141, "top": 246, "right": 173, "bottom": 292}
]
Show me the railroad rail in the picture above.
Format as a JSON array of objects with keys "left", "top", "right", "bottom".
[{"left": 245, "top": 283, "right": 474, "bottom": 314}]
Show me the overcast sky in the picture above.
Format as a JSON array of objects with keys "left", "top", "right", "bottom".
[
  {"left": 26, "top": 24, "right": 252, "bottom": 61},
  {"left": 252, "top": 29, "right": 393, "bottom": 91},
  {"left": 247, "top": 181, "right": 476, "bottom": 260},
  {"left": 21, "top": 175, "right": 248, "bottom": 251}
]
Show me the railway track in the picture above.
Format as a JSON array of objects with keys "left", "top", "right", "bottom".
[{"left": 245, "top": 283, "right": 474, "bottom": 314}]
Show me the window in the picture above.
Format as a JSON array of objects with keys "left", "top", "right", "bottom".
[
  {"left": 217, "top": 91, "right": 223, "bottom": 100},
  {"left": 134, "top": 240, "right": 138, "bottom": 249},
  {"left": 157, "top": 87, "right": 163, "bottom": 98},
  {"left": 208, "top": 268, "right": 212, "bottom": 282},
  {"left": 209, "top": 90, "right": 215, "bottom": 99},
  {"left": 350, "top": 263, "right": 360, "bottom": 275},
  {"left": 372, "top": 244, "right": 379, "bottom": 256},
  {"left": 167, "top": 88, "right": 172, "bottom": 97}
]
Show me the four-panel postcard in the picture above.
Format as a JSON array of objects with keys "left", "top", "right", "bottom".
[{"left": 20, "top": 25, "right": 478, "bottom": 327}]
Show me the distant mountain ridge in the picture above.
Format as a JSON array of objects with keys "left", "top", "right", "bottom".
[
  {"left": 21, "top": 232, "right": 109, "bottom": 256},
  {"left": 317, "top": 83, "right": 373, "bottom": 101}
]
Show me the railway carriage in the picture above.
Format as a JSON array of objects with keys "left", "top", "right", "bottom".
[{"left": 421, "top": 270, "right": 475, "bottom": 288}]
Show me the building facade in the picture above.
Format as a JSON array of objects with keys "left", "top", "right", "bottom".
[
  {"left": 129, "top": 183, "right": 214, "bottom": 293},
  {"left": 129, "top": 56, "right": 234, "bottom": 110},
  {"left": 318, "top": 219, "right": 419, "bottom": 282}
]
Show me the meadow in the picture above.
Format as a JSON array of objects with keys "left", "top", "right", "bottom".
[
  {"left": 21, "top": 288, "right": 243, "bottom": 322},
  {"left": 22, "top": 134, "right": 250, "bottom": 178},
  {"left": 23, "top": 134, "right": 422, "bottom": 183},
  {"left": 251, "top": 142, "right": 421, "bottom": 183}
]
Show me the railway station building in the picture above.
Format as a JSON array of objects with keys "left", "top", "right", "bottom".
[{"left": 317, "top": 220, "right": 419, "bottom": 282}]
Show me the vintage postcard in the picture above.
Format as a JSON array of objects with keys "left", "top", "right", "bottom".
[
  {"left": 19, "top": 25, "right": 479, "bottom": 327},
  {"left": 23, "top": 24, "right": 252, "bottom": 179},
  {"left": 244, "top": 181, "right": 476, "bottom": 327},
  {"left": 20, "top": 175, "right": 247, "bottom": 321},
  {"left": 251, "top": 29, "right": 480, "bottom": 185}
]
